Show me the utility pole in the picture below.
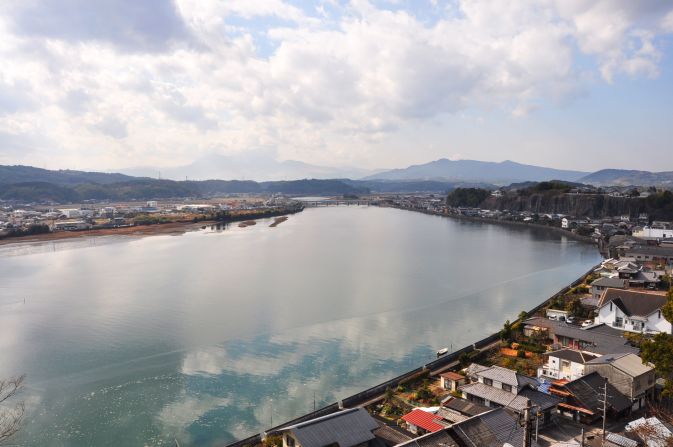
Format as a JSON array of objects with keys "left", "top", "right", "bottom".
[
  {"left": 523, "top": 399, "right": 532, "bottom": 447},
  {"left": 580, "top": 428, "right": 585, "bottom": 447},
  {"left": 598, "top": 379, "right": 608, "bottom": 441}
]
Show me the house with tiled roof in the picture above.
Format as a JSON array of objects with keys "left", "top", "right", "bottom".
[
  {"left": 590, "top": 277, "right": 628, "bottom": 301},
  {"left": 394, "top": 408, "right": 540, "bottom": 447},
  {"left": 400, "top": 409, "right": 449, "bottom": 435},
  {"left": 551, "top": 371, "right": 632, "bottom": 424},
  {"left": 585, "top": 353, "right": 655, "bottom": 410},
  {"left": 459, "top": 364, "right": 560, "bottom": 425},
  {"left": 595, "top": 288, "right": 670, "bottom": 334},
  {"left": 523, "top": 317, "right": 638, "bottom": 356},
  {"left": 280, "top": 408, "right": 381, "bottom": 447}
]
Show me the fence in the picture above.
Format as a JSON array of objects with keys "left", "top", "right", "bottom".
[{"left": 224, "top": 263, "right": 600, "bottom": 447}]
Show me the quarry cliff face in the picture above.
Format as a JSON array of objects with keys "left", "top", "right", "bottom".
[{"left": 479, "top": 194, "right": 649, "bottom": 218}]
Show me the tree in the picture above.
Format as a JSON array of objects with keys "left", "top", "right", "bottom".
[
  {"left": 0, "top": 375, "right": 25, "bottom": 444},
  {"left": 662, "top": 288, "right": 673, "bottom": 324},
  {"left": 642, "top": 287, "right": 673, "bottom": 396},
  {"left": 565, "top": 297, "right": 582, "bottom": 317},
  {"left": 500, "top": 320, "right": 513, "bottom": 342}
]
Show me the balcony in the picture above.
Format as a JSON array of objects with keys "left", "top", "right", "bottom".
[{"left": 537, "top": 366, "right": 559, "bottom": 380}]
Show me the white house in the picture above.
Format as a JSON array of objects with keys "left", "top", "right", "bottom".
[
  {"left": 633, "top": 226, "right": 673, "bottom": 240},
  {"left": 595, "top": 288, "right": 671, "bottom": 334},
  {"left": 537, "top": 349, "right": 599, "bottom": 381},
  {"left": 59, "top": 208, "right": 81, "bottom": 218}
]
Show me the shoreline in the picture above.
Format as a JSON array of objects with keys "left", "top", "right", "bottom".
[
  {"left": 0, "top": 206, "right": 303, "bottom": 247},
  {"left": 379, "top": 205, "right": 602, "bottom": 249},
  {"left": 0, "top": 221, "right": 206, "bottom": 246}
]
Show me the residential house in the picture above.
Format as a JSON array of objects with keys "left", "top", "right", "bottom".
[
  {"left": 394, "top": 407, "right": 539, "bottom": 447},
  {"left": 585, "top": 353, "right": 655, "bottom": 410},
  {"left": 633, "top": 227, "right": 673, "bottom": 240},
  {"left": 551, "top": 371, "right": 632, "bottom": 423},
  {"left": 595, "top": 289, "right": 671, "bottom": 334},
  {"left": 460, "top": 364, "right": 560, "bottom": 425},
  {"left": 537, "top": 349, "right": 599, "bottom": 381},
  {"left": 523, "top": 317, "right": 639, "bottom": 356},
  {"left": 279, "top": 408, "right": 380, "bottom": 447},
  {"left": 439, "top": 372, "right": 465, "bottom": 393},
  {"left": 625, "top": 245, "right": 673, "bottom": 266},
  {"left": 590, "top": 277, "right": 628, "bottom": 301},
  {"left": 400, "top": 409, "right": 449, "bottom": 435},
  {"left": 438, "top": 397, "right": 489, "bottom": 423}
]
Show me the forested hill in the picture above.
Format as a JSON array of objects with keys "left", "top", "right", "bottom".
[
  {"left": 0, "top": 178, "right": 370, "bottom": 202},
  {"left": 0, "top": 165, "right": 490, "bottom": 202},
  {"left": 446, "top": 183, "right": 673, "bottom": 220},
  {"left": 0, "top": 165, "right": 138, "bottom": 185}
]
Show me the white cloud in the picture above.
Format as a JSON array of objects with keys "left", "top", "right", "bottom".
[{"left": 0, "top": 0, "right": 671, "bottom": 170}]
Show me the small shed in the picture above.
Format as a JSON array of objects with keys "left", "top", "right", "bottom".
[{"left": 440, "top": 372, "right": 466, "bottom": 392}]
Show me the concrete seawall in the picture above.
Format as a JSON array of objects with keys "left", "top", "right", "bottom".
[{"left": 224, "top": 263, "right": 600, "bottom": 447}]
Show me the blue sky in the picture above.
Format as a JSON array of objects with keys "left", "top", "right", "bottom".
[{"left": 0, "top": 0, "right": 672, "bottom": 173}]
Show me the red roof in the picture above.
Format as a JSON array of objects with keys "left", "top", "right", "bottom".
[{"left": 401, "top": 409, "right": 445, "bottom": 433}]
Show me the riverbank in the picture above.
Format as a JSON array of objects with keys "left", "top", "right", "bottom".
[
  {"left": 380, "top": 204, "right": 602, "bottom": 249},
  {"left": 0, "top": 206, "right": 303, "bottom": 247}
]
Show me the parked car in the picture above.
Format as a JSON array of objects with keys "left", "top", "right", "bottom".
[
  {"left": 566, "top": 316, "right": 576, "bottom": 324},
  {"left": 581, "top": 319, "right": 594, "bottom": 327}
]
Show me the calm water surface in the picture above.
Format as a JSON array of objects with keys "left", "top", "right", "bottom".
[{"left": 0, "top": 207, "right": 601, "bottom": 446}]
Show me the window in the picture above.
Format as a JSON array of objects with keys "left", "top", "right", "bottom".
[
  {"left": 286, "top": 436, "right": 295, "bottom": 447},
  {"left": 483, "top": 378, "right": 493, "bottom": 386},
  {"left": 502, "top": 384, "right": 512, "bottom": 392},
  {"left": 610, "top": 303, "right": 613, "bottom": 311},
  {"left": 659, "top": 311, "right": 662, "bottom": 319},
  {"left": 614, "top": 316, "right": 623, "bottom": 328}
]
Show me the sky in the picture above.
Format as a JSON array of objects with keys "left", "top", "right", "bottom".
[{"left": 0, "top": 0, "right": 673, "bottom": 173}]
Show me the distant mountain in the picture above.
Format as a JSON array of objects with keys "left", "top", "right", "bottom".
[
  {"left": 0, "top": 165, "right": 139, "bottom": 185},
  {"left": 120, "top": 153, "right": 381, "bottom": 181},
  {"left": 364, "top": 159, "right": 587, "bottom": 184},
  {"left": 579, "top": 169, "right": 673, "bottom": 187}
]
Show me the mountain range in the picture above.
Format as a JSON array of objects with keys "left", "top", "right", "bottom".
[
  {"left": 365, "top": 158, "right": 588, "bottom": 184},
  {"left": 120, "top": 153, "right": 381, "bottom": 181},
  {"left": 2, "top": 158, "right": 673, "bottom": 204}
]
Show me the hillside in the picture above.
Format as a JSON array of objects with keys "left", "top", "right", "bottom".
[
  {"left": 447, "top": 184, "right": 673, "bottom": 220},
  {"left": 366, "top": 159, "right": 586, "bottom": 184},
  {"left": 579, "top": 169, "right": 673, "bottom": 187},
  {"left": 0, "top": 178, "right": 371, "bottom": 202},
  {"left": 0, "top": 165, "right": 138, "bottom": 185}
]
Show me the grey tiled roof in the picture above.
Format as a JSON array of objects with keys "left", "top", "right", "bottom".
[
  {"left": 591, "top": 277, "right": 628, "bottom": 288},
  {"left": 519, "top": 387, "right": 562, "bottom": 412},
  {"left": 605, "top": 433, "right": 638, "bottom": 447},
  {"left": 394, "top": 429, "right": 459, "bottom": 447},
  {"left": 451, "top": 408, "right": 540, "bottom": 447},
  {"left": 459, "top": 382, "right": 529, "bottom": 411},
  {"left": 283, "top": 408, "right": 379, "bottom": 447},
  {"left": 468, "top": 363, "right": 538, "bottom": 388},
  {"left": 442, "top": 397, "right": 490, "bottom": 417},
  {"left": 563, "top": 372, "right": 632, "bottom": 414}
]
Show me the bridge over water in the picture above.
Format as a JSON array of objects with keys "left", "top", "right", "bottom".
[{"left": 301, "top": 199, "right": 375, "bottom": 207}]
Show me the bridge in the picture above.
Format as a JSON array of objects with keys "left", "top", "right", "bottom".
[{"left": 301, "top": 200, "right": 375, "bottom": 207}]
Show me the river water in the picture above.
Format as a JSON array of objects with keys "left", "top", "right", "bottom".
[{"left": 0, "top": 206, "right": 601, "bottom": 446}]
